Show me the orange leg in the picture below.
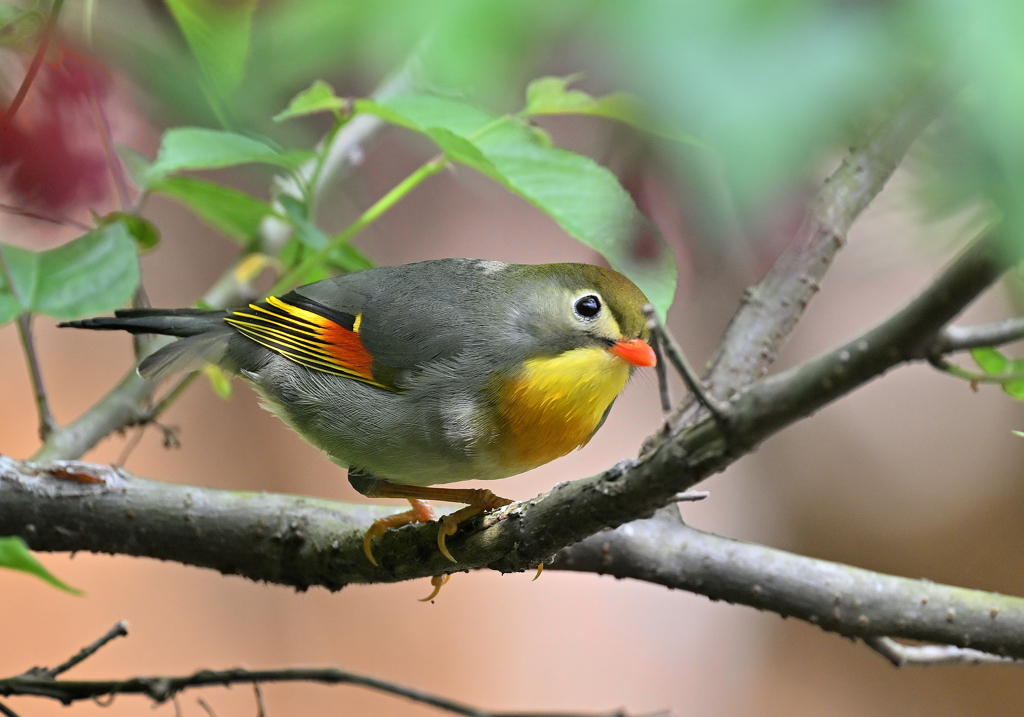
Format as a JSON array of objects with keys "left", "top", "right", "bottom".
[
  {"left": 360, "top": 481, "right": 513, "bottom": 564},
  {"left": 362, "top": 498, "right": 435, "bottom": 566}
]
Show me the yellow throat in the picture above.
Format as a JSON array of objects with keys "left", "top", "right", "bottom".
[{"left": 496, "top": 346, "right": 631, "bottom": 472}]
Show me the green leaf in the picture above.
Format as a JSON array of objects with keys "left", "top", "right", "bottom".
[
  {"left": 150, "top": 175, "right": 275, "bottom": 243},
  {"left": 1013, "top": 430, "right": 1024, "bottom": 438},
  {"left": 0, "top": 224, "right": 140, "bottom": 320},
  {"left": 522, "top": 75, "right": 701, "bottom": 145},
  {"left": 423, "top": 127, "right": 504, "bottom": 182},
  {"left": 95, "top": 212, "right": 160, "bottom": 251},
  {"left": 164, "top": 0, "right": 258, "bottom": 97},
  {"left": 971, "top": 346, "right": 1009, "bottom": 375},
  {"left": 277, "top": 196, "right": 373, "bottom": 274},
  {"left": 202, "top": 364, "right": 233, "bottom": 399},
  {"left": 274, "top": 80, "right": 347, "bottom": 122},
  {"left": 361, "top": 94, "right": 677, "bottom": 316},
  {"left": 0, "top": 536, "right": 82, "bottom": 594},
  {"left": 145, "top": 128, "right": 314, "bottom": 184}
]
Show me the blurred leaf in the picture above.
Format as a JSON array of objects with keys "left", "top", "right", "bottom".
[
  {"left": 115, "top": 145, "right": 153, "bottom": 190},
  {"left": 0, "top": 2, "right": 21, "bottom": 25},
  {"left": 0, "top": 289, "right": 18, "bottom": 325},
  {"left": 1003, "top": 379, "right": 1024, "bottom": 400},
  {"left": 1006, "top": 358, "right": 1024, "bottom": 400},
  {"left": 95, "top": 212, "right": 160, "bottom": 251},
  {"left": 150, "top": 176, "right": 275, "bottom": 243},
  {"left": 971, "top": 346, "right": 1008, "bottom": 375},
  {"left": 165, "top": 0, "right": 258, "bottom": 97},
  {"left": 202, "top": 364, "right": 233, "bottom": 399},
  {"left": 1014, "top": 430, "right": 1024, "bottom": 438},
  {"left": 602, "top": 0, "right": 918, "bottom": 212},
  {"left": 274, "top": 80, "right": 347, "bottom": 122},
  {"left": 523, "top": 75, "right": 701, "bottom": 145},
  {"left": 145, "top": 128, "right": 314, "bottom": 183},
  {"left": 0, "top": 224, "right": 139, "bottom": 320},
  {"left": 0, "top": 536, "right": 82, "bottom": 594},
  {"left": 278, "top": 196, "right": 374, "bottom": 274},
  {"left": 0, "top": 5, "right": 43, "bottom": 51},
  {"left": 361, "top": 94, "right": 677, "bottom": 315}
]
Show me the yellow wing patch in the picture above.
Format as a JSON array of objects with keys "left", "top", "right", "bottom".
[{"left": 225, "top": 295, "right": 392, "bottom": 390}]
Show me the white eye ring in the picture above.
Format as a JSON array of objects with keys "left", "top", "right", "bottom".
[{"left": 574, "top": 294, "right": 602, "bottom": 320}]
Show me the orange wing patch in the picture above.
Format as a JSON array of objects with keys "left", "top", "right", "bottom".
[{"left": 225, "top": 295, "right": 390, "bottom": 389}]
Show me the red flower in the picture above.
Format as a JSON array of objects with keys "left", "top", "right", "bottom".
[{"left": 0, "top": 47, "right": 113, "bottom": 214}]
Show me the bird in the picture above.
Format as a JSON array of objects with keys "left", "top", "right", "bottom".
[{"left": 61, "top": 258, "right": 656, "bottom": 575}]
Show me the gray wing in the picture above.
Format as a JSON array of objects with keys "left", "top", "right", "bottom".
[{"left": 289, "top": 258, "right": 509, "bottom": 371}]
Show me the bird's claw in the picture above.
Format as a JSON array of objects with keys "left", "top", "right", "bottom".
[{"left": 418, "top": 574, "right": 450, "bottom": 602}]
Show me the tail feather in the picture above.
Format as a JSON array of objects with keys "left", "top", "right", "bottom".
[
  {"left": 61, "top": 308, "right": 234, "bottom": 381},
  {"left": 59, "top": 308, "right": 229, "bottom": 337},
  {"left": 137, "top": 330, "right": 232, "bottom": 380}
]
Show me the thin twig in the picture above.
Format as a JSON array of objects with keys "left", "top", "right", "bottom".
[
  {"left": 253, "top": 683, "right": 265, "bottom": 717},
  {"left": 44, "top": 621, "right": 128, "bottom": 678},
  {"left": 648, "top": 330, "right": 672, "bottom": 413},
  {"left": 642, "top": 304, "right": 731, "bottom": 425},
  {"left": 197, "top": 697, "right": 219, "bottom": 717},
  {"left": 114, "top": 427, "right": 146, "bottom": 468},
  {"left": 16, "top": 314, "right": 57, "bottom": 439},
  {"left": 0, "top": 665, "right": 636, "bottom": 717},
  {"left": 0, "top": 700, "right": 23, "bottom": 717},
  {"left": 932, "top": 317, "right": 1024, "bottom": 354},
  {"left": 864, "top": 636, "right": 1021, "bottom": 667},
  {"left": 0, "top": 202, "right": 92, "bottom": 230},
  {"left": 669, "top": 490, "right": 708, "bottom": 503},
  {"left": 1, "top": 0, "right": 65, "bottom": 128}
]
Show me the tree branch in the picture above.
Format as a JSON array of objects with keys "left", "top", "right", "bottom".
[
  {"left": 864, "top": 636, "right": 1021, "bottom": 667},
  {"left": 666, "top": 75, "right": 951, "bottom": 435},
  {"left": 0, "top": 621, "right": 635, "bottom": 717},
  {"left": 549, "top": 511, "right": 1024, "bottom": 659},
  {"left": 3, "top": 220, "right": 1017, "bottom": 582},
  {"left": 932, "top": 317, "right": 1024, "bottom": 354},
  {"left": 39, "top": 621, "right": 129, "bottom": 678}
]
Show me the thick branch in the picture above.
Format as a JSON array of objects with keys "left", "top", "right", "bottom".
[
  {"left": 667, "top": 76, "right": 950, "bottom": 433},
  {"left": 3, "top": 227, "right": 1018, "bottom": 584},
  {"left": 549, "top": 513, "right": 1024, "bottom": 658}
]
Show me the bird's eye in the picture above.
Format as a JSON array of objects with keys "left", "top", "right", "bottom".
[{"left": 574, "top": 294, "right": 601, "bottom": 319}]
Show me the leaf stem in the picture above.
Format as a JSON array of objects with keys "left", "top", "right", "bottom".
[
  {"left": 0, "top": 246, "right": 56, "bottom": 438},
  {"left": 1, "top": 0, "right": 65, "bottom": 129},
  {"left": 17, "top": 313, "right": 57, "bottom": 439},
  {"left": 271, "top": 155, "right": 447, "bottom": 294},
  {"left": 87, "top": 89, "right": 131, "bottom": 211},
  {"left": 930, "top": 356, "right": 1024, "bottom": 384}
]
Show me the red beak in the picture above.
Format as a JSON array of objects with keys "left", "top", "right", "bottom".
[{"left": 609, "top": 338, "right": 657, "bottom": 367}]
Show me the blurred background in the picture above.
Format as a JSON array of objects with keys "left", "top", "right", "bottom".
[{"left": 2, "top": 0, "right": 1024, "bottom": 715}]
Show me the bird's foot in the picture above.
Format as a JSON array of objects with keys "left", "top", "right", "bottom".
[
  {"left": 436, "top": 489, "right": 514, "bottom": 563},
  {"left": 363, "top": 498, "right": 436, "bottom": 566}
]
